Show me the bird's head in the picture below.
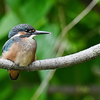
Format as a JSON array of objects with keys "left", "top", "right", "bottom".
[{"left": 9, "top": 24, "right": 51, "bottom": 38}]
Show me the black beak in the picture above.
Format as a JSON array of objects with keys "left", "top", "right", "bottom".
[{"left": 32, "top": 30, "right": 51, "bottom": 35}]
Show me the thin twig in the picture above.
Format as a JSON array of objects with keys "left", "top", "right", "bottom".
[
  {"left": 31, "top": 70, "right": 55, "bottom": 100},
  {"left": 54, "top": 0, "right": 99, "bottom": 51}
]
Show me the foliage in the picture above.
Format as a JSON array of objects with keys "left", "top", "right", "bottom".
[{"left": 0, "top": 0, "right": 100, "bottom": 100}]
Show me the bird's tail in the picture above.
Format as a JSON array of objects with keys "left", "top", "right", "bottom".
[{"left": 8, "top": 70, "right": 19, "bottom": 80}]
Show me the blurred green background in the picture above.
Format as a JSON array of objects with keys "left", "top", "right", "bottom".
[{"left": 0, "top": 0, "right": 100, "bottom": 100}]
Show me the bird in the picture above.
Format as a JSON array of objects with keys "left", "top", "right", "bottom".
[{"left": 1, "top": 24, "right": 50, "bottom": 80}]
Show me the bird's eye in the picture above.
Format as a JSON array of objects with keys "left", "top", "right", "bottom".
[
  {"left": 25, "top": 29, "right": 35, "bottom": 33},
  {"left": 29, "top": 30, "right": 35, "bottom": 33},
  {"left": 31, "top": 30, "right": 35, "bottom": 32},
  {"left": 32, "top": 30, "right": 35, "bottom": 32}
]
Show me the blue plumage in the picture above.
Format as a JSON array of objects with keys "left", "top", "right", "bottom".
[
  {"left": 2, "top": 36, "right": 21, "bottom": 53},
  {"left": 9, "top": 24, "right": 35, "bottom": 38}
]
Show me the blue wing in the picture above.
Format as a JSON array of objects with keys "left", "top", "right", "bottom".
[{"left": 2, "top": 37, "right": 21, "bottom": 53}]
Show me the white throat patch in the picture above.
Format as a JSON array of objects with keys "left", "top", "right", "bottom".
[
  {"left": 11, "top": 34, "right": 20, "bottom": 39},
  {"left": 29, "top": 35, "right": 36, "bottom": 39}
]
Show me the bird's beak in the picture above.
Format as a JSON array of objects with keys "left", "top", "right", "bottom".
[{"left": 32, "top": 30, "right": 51, "bottom": 35}]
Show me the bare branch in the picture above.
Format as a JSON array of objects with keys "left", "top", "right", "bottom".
[{"left": 0, "top": 43, "right": 100, "bottom": 71}]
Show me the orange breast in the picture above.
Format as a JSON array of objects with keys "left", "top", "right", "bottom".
[
  {"left": 2, "top": 43, "right": 20, "bottom": 62},
  {"left": 2, "top": 38, "right": 37, "bottom": 66}
]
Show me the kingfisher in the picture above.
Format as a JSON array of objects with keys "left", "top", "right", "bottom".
[{"left": 1, "top": 24, "right": 50, "bottom": 80}]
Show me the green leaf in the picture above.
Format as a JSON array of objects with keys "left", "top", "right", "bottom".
[
  {"left": 0, "top": 12, "right": 20, "bottom": 40},
  {"left": 0, "top": 83, "right": 12, "bottom": 100},
  {"left": 11, "top": 87, "right": 36, "bottom": 100},
  {"left": 0, "top": 69, "right": 8, "bottom": 81}
]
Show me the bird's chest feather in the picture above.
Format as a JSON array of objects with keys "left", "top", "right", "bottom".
[
  {"left": 15, "top": 38, "right": 37, "bottom": 66},
  {"left": 2, "top": 38, "right": 37, "bottom": 66}
]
